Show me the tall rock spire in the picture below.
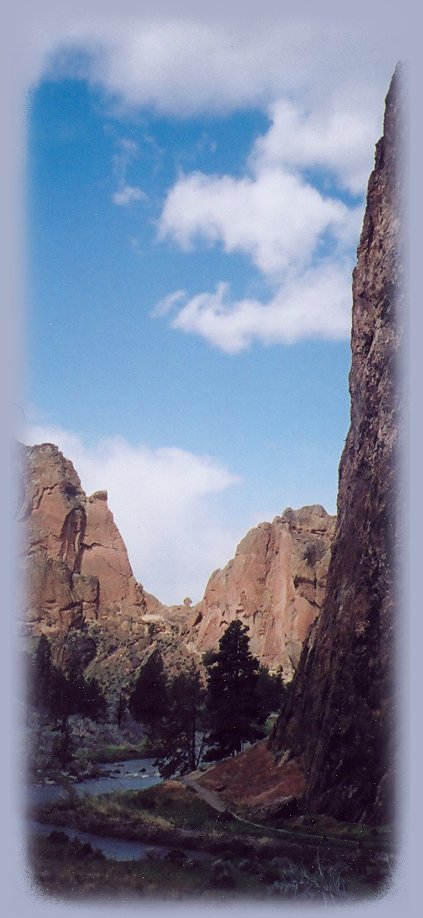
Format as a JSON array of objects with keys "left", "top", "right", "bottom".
[{"left": 270, "top": 69, "right": 404, "bottom": 825}]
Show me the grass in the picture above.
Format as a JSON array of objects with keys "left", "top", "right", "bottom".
[
  {"left": 30, "top": 779, "right": 394, "bottom": 892},
  {"left": 27, "top": 829, "right": 370, "bottom": 903},
  {"left": 32, "top": 781, "right": 254, "bottom": 852},
  {"left": 27, "top": 832, "right": 214, "bottom": 900}
]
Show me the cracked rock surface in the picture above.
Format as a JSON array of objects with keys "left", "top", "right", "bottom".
[{"left": 269, "top": 69, "right": 403, "bottom": 825}]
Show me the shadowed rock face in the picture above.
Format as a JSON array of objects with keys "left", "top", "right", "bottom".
[
  {"left": 187, "top": 505, "right": 335, "bottom": 679},
  {"left": 269, "top": 70, "right": 403, "bottom": 824}
]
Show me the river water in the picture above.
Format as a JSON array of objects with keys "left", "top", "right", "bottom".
[
  {"left": 27, "top": 757, "right": 210, "bottom": 862},
  {"left": 28, "top": 819, "right": 209, "bottom": 862},
  {"left": 27, "top": 757, "right": 162, "bottom": 806}
]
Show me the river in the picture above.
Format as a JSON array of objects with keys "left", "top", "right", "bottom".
[
  {"left": 27, "top": 757, "right": 162, "bottom": 806},
  {"left": 28, "top": 819, "right": 209, "bottom": 862},
  {"left": 27, "top": 757, "right": 209, "bottom": 862}
]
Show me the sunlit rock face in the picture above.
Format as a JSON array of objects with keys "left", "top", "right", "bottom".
[
  {"left": 17, "top": 442, "right": 148, "bottom": 672},
  {"left": 17, "top": 442, "right": 200, "bottom": 690},
  {"left": 18, "top": 442, "right": 145, "bottom": 625},
  {"left": 187, "top": 505, "right": 335, "bottom": 679},
  {"left": 17, "top": 442, "right": 335, "bottom": 692},
  {"left": 270, "top": 69, "right": 403, "bottom": 825}
]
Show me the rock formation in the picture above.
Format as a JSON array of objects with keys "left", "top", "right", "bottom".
[
  {"left": 269, "top": 69, "right": 403, "bottom": 825},
  {"left": 186, "top": 505, "right": 335, "bottom": 679},
  {"left": 18, "top": 441, "right": 335, "bottom": 696},
  {"left": 17, "top": 442, "right": 147, "bottom": 670},
  {"left": 17, "top": 442, "right": 203, "bottom": 696}
]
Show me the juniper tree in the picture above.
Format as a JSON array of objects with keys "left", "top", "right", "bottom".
[{"left": 205, "top": 620, "right": 262, "bottom": 758}]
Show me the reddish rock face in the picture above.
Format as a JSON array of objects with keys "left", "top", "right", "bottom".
[
  {"left": 80, "top": 490, "right": 144, "bottom": 611},
  {"left": 17, "top": 442, "right": 146, "bottom": 664},
  {"left": 188, "top": 505, "right": 335, "bottom": 678},
  {"left": 18, "top": 441, "right": 335, "bottom": 687},
  {"left": 269, "top": 70, "right": 403, "bottom": 824},
  {"left": 17, "top": 442, "right": 203, "bottom": 689}
]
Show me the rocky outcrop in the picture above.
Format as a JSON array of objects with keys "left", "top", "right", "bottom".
[
  {"left": 269, "top": 70, "right": 403, "bottom": 824},
  {"left": 17, "top": 442, "right": 202, "bottom": 691},
  {"left": 187, "top": 505, "right": 335, "bottom": 678},
  {"left": 18, "top": 442, "right": 335, "bottom": 694},
  {"left": 17, "top": 443, "right": 149, "bottom": 674},
  {"left": 18, "top": 442, "right": 145, "bottom": 627}
]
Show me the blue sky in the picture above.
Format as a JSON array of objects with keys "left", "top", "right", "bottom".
[{"left": 23, "top": 15, "right": 396, "bottom": 603}]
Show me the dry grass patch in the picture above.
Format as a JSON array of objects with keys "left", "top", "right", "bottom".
[{"left": 198, "top": 741, "right": 305, "bottom": 808}]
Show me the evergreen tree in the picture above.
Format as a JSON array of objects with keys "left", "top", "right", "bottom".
[
  {"left": 80, "top": 676, "right": 107, "bottom": 719},
  {"left": 31, "top": 636, "right": 106, "bottom": 726},
  {"left": 205, "top": 620, "right": 262, "bottom": 758},
  {"left": 129, "top": 650, "right": 168, "bottom": 741},
  {"left": 32, "top": 634, "right": 55, "bottom": 712},
  {"left": 129, "top": 652, "right": 207, "bottom": 777},
  {"left": 255, "top": 665, "right": 286, "bottom": 722},
  {"left": 153, "top": 661, "right": 206, "bottom": 777},
  {"left": 116, "top": 691, "right": 127, "bottom": 728}
]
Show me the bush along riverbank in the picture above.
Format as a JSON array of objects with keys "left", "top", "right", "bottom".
[
  {"left": 29, "top": 780, "right": 394, "bottom": 901},
  {"left": 24, "top": 709, "right": 158, "bottom": 784}
]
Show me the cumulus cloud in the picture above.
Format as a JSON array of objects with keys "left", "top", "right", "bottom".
[
  {"left": 22, "top": 424, "right": 242, "bottom": 604},
  {"left": 250, "top": 99, "right": 378, "bottom": 196},
  {"left": 155, "top": 94, "right": 368, "bottom": 350},
  {"left": 27, "top": 15, "right": 393, "bottom": 121},
  {"left": 158, "top": 168, "right": 354, "bottom": 279},
  {"left": 166, "top": 263, "right": 351, "bottom": 353},
  {"left": 22, "top": 13, "right": 392, "bottom": 356}
]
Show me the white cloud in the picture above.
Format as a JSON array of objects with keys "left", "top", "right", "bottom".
[
  {"left": 158, "top": 168, "right": 353, "bottom": 279},
  {"left": 21, "top": 13, "right": 393, "bottom": 356},
  {"left": 167, "top": 263, "right": 352, "bottom": 353},
  {"left": 27, "top": 16, "right": 393, "bottom": 122},
  {"left": 250, "top": 99, "right": 378, "bottom": 196},
  {"left": 155, "top": 93, "right": 367, "bottom": 350},
  {"left": 22, "top": 424, "right": 242, "bottom": 604},
  {"left": 152, "top": 289, "right": 187, "bottom": 318},
  {"left": 112, "top": 184, "right": 146, "bottom": 206}
]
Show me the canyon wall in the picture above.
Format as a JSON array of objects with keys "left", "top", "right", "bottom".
[
  {"left": 187, "top": 505, "right": 335, "bottom": 679},
  {"left": 17, "top": 442, "right": 149, "bottom": 674},
  {"left": 270, "top": 69, "right": 403, "bottom": 824},
  {"left": 18, "top": 441, "right": 335, "bottom": 691}
]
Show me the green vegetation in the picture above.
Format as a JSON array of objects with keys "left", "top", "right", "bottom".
[
  {"left": 127, "top": 623, "right": 284, "bottom": 773},
  {"left": 205, "top": 621, "right": 265, "bottom": 758},
  {"left": 151, "top": 662, "right": 207, "bottom": 777},
  {"left": 28, "top": 785, "right": 390, "bottom": 901},
  {"left": 129, "top": 650, "right": 168, "bottom": 729},
  {"left": 256, "top": 666, "right": 286, "bottom": 722},
  {"left": 30, "top": 625, "right": 285, "bottom": 779},
  {"left": 34, "top": 782, "right": 234, "bottom": 843},
  {"left": 28, "top": 830, "right": 294, "bottom": 901},
  {"left": 31, "top": 635, "right": 106, "bottom": 728},
  {"left": 129, "top": 653, "right": 207, "bottom": 777}
]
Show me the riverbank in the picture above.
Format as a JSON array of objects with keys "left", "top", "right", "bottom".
[
  {"left": 23, "top": 710, "right": 159, "bottom": 784},
  {"left": 29, "top": 778, "right": 394, "bottom": 900},
  {"left": 28, "top": 828, "right": 316, "bottom": 902}
]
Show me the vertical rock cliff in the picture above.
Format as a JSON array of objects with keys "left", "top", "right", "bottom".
[
  {"left": 270, "top": 70, "right": 403, "bottom": 824},
  {"left": 187, "top": 505, "right": 335, "bottom": 678},
  {"left": 17, "top": 442, "right": 205, "bottom": 688},
  {"left": 17, "top": 442, "right": 147, "bottom": 671}
]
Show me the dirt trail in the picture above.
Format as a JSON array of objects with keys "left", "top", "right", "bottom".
[
  {"left": 180, "top": 776, "right": 228, "bottom": 813},
  {"left": 180, "top": 775, "right": 393, "bottom": 856}
]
